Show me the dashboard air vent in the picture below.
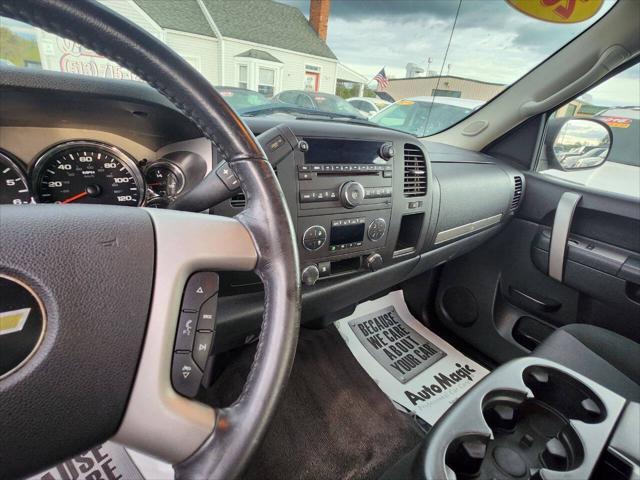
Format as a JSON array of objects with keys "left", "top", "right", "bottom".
[
  {"left": 403, "top": 144, "right": 427, "bottom": 197},
  {"left": 511, "top": 176, "right": 523, "bottom": 210},
  {"left": 230, "top": 192, "right": 246, "bottom": 208},
  {"left": 229, "top": 165, "right": 278, "bottom": 208}
]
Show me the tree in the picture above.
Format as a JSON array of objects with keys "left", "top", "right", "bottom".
[{"left": 0, "top": 27, "right": 41, "bottom": 67}]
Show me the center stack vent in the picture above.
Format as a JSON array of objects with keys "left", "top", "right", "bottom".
[{"left": 403, "top": 144, "right": 427, "bottom": 197}]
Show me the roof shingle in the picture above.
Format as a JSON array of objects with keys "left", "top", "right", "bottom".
[{"left": 133, "top": 0, "right": 336, "bottom": 59}]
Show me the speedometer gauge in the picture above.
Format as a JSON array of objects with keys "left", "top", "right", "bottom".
[
  {"left": 0, "top": 151, "right": 32, "bottom": 205},
  {"left": 33, "top": 141, "right": 145, "bottom": 206}
]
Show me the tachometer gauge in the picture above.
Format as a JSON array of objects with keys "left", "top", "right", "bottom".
[
  {"left": 0, "top": 151, "right": 32, "bottom": 205},
  {"left": 145, "top": 162, "right": 185, "bottom": 198},
  {"left": 33, "top": 141, "right": 145, "bottom": 206}
]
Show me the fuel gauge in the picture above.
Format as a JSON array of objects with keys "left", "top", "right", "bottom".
[{"left": 146, "top": 162, "right": 185, "bottom": 198}]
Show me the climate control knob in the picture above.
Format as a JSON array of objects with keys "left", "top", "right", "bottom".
[
  {"left": 368, "top": 218, "right": 386, "bottom": 241},
  {"left": 302, "top": 225, "right": 327, "bottom": 251},
  {"left": 340, "top": 181, "right": 365, "bottom": 208},
  {"left": 301, "top": 265, "right": 320, "bottom": 286}
]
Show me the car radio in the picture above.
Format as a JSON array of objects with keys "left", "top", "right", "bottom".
[{"left": 295, "top": 137, "right": 396, "bottom": 283}]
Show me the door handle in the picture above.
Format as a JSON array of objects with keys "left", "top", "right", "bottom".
[{"left": 549, "top": 192, "right": 582, "bottom": 282}]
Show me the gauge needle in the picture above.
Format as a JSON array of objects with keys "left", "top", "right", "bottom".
[{"left": 61, "top": 191, "right": 89, "bottom": 204}]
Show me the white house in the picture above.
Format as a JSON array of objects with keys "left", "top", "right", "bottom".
[{"left": 33, "top": 0, "right": 367, "bottom": 97}]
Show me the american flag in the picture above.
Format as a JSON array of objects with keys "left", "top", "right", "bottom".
[{"left": 373, "top": 67, "right": 390, "bottom": 91}]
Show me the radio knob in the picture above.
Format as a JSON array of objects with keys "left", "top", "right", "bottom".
[
  {"left": 340, "top": 181, "right": 365, "bottom": 208},
  {"left": 301, "top": 265, "right": 320, "bottom": 286},
  {"left": 379, "top": 143, "right": 395, "bottom": 160}
]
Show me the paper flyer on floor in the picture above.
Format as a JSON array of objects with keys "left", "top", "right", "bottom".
[{"left": 334, "top": 290, "right": 489, "bottom": 426}]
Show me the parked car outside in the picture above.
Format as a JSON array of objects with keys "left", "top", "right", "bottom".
[
  {"left": 214, "top": 86, "right": 272, "bottom": 112},
  {"left": 370, "top": 96, "right": 484, "bottom": 136},
  {"left": 346, "top": 97, "right": 391, "bottom": 117},
  {"left": 273, "top": 90, "right": 367, "bottom": 119}
]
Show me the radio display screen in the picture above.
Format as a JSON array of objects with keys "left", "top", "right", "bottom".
[
  {"left": 304, "top": 138, "right": 385, "bottom": 164},
  {"left": 330, "top": 223, "right": 365, "bottom": 246}
]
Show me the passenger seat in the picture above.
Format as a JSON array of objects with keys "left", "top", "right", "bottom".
[{"left": 533, "top": 324, "right": 640, "bottom": 401}]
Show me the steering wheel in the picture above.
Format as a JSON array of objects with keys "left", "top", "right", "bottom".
[{"left": 0, "top": 1, "right": 300, "bottom": 478}]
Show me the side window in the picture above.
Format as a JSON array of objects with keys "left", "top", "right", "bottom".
[
  {"left": 538, "top": 64, "right": 640, "bottom": 200},
  {"left": 296, "top": 94, "right": 314, "bottom": 109},
  {"left": 277, "top": 91, "right": 296, "bottom": 104}
]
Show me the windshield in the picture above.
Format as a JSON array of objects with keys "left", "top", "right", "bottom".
[
  {"left": 312, "top": 94, "right": 365, "bottom": 117},
  {"left": 217, "top": 89, "right": 271, "bottom": 110},
  {"left": 0, "top": 0, "right": 615, "bottom": 136}
]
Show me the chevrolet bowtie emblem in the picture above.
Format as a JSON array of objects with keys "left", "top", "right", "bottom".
[{"left": 0, "top": 308, "right": 31, "bottom": 335}]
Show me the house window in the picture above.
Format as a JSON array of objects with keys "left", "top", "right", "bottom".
[
  {"left": 238, "top": 65, "right": 248, "bottom": 89},
  {"left": 258, "top": 67, "right": 275, "bottom": 97}
]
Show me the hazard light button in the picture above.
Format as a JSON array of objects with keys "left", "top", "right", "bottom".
[
  {"left": 181, "top": 272, "right": 219, "bottom": 312},
  {"left": 171, "top": 351, "right": 202, "bottom": 398}
]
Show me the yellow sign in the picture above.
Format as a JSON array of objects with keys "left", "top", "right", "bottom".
[{"left": 506, "top": 0, "right": 604, "bottom": 24}]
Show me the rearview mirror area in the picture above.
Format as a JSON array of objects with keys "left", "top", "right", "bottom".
[{"left": 544, "top": 118, "right": 613, "bottom": 171}]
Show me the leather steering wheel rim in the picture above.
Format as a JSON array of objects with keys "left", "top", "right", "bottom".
[{"left": 0, "top": 1, "right": 300, "bottom": 479}]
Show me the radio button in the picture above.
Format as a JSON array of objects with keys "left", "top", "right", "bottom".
[
  {"left": 298, "top": 172, "right": 312, "bottom": 180},
  {"left": 298, "top": 165, "right": 310, "bottom": 172}
]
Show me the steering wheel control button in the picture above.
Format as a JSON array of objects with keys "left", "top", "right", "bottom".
[
  {"left": 197, "top": 295, "right": 218, "bottom": 332},
  {"left": 0, "top": 275, "right": 46, "bottom": 379},
  {"left": 175, "top": 312, "right": 197, "bottom": 352},
  {"left": 171, "top": 352, "right": 203, "bottom": 398},
  {"left": 340, "top": 181, "right": 365, "bottom": 208},
  {"left": 216, "top": 162, "right": 240, "bottom": 191},
  {"left": 368, "top": 218, "right": 387, "bottom": 241},
  {"left": 302, "top": 225, "right": 326, "bottom": 251},
  {"left": 193, "top": 331, "right": 214, "bottom": 370},
  {"left": 182, "top": 272, "right": 219, "bottom": 312}
]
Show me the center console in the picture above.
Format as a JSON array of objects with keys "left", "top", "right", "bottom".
[
  {"left": 295, "top": 138, "right": 396, "bottom": 284},
  {"left": 417, "top": 357, "right": 637, "bottom": 480}
]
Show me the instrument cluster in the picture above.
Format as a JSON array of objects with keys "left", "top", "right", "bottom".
[{"left": 0, "top": 140, "right": 196, "bottom": 207}]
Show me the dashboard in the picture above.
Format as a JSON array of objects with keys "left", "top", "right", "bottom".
[{"left": 0, "top": 67, "right": 524, "bottom": 351}]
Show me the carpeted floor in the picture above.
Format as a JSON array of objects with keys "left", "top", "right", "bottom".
[{"left": 203, "top": 325, "right": 424, "bottom": 480}]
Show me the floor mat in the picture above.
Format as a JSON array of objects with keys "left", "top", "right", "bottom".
[
  {"left": 204, "top": 325, "right": 424, "bottom": 480},
  {"left": 334, "top": 290, "right": 489, "bottom": 427}
]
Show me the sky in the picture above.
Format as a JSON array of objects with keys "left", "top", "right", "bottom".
[{"left": 277, "top": 0, "right": 638, "bottom": 106}]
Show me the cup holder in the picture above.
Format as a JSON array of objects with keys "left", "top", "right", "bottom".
[
  {"left": 446, "top": 392, "right": 585, "bottom": 479},
  {"left": 522, "top": 366, "right": 606, "bottom": 424},
  {"left": 445, "top": 363, "right": 608, "bottom": 480}
]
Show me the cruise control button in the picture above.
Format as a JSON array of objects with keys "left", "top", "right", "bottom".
[
  {"left": 197, "top": 295, "right": 217, "bottom": 331},
  {"left": 215, "top": 164, "right": 240, "bottom": 190},
  {"left": 175, "top": 311, "right": 197, "bottom": 351},
  {"left": 182, "top": 272, "right": 219, "bottom": 311},
  {"left": 193, "top": 331, "right": 214, "bottom": 370},
  {"left": 171, "top": 352, "right": 202, "bottom": 398}
]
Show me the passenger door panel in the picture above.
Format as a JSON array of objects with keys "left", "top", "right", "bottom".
[{"left": 433, "top": 172, "right": 640, "bottom": 363}]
